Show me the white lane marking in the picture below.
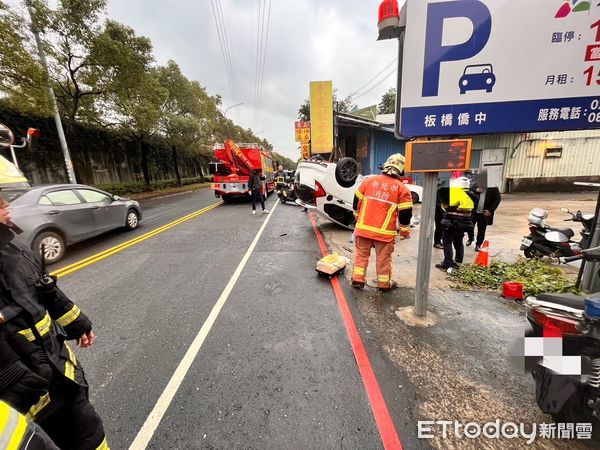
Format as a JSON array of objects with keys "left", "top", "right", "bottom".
[{"left": 129, "top": 201, "right": 279, "bottom": 449}]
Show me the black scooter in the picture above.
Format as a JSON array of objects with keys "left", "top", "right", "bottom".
[
  {"left": 520, "top": 208, "right": 594, "bottom": 259},
  {"left": 523, "top": 244, "right": 600, "bottom": 432}
]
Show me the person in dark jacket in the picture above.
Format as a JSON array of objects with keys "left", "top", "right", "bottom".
[
  {"left": 436, "top": 177, "right": 476, "bottom": 270},
  {"left": 274, "top": 165, "right": 286, "bottom": 202},
  {"left": 466, "top": 185, "right": 502, "bottom": 251},
  {"left": 249, "top": 169, "right": 269, "bottom": 215},
  {"left": 0, "top": 198, "right": 107, "bottom": 450},
  {"left": 433, "top": 180, "right": 446, "bottom": 249}
]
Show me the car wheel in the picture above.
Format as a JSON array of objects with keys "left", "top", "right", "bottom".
[
  {"left": 221, "top": 195, "right": 231, "bottom": 203},
  {"left": 33, "top": 231, "right": 65, "bottom": 265},
  {"left": 126, "top": 209, "right": 140, "bottom": 230},
  {"left": 411, "top": 191, "right": 419, "bottom": 204},
  {"left": 335, "top": 157, "right": 359, "bottom": 188}
]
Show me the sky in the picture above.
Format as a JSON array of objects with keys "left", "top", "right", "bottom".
[{"left": 104, "top": 0, "right": 400, "bottom": 159}]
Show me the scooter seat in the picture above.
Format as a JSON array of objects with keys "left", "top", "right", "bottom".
[
  {"left": 547, "top": 227, "right": 575, "bottom": 238},
  {"left": 536, "top": 293, "right": 585, "bottom": 310}
]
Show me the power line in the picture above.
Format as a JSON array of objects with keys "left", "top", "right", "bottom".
[
  {"left": 253, "top": 0, "right": 271, "bottom": 126},
  {"left": 256, "top": 0, "right": 271, "bottom": 125},
  {"left": 216, "top": 0, "right": 239, "bottom": 101},
  {"left": 352, "top": 66, "right": 397, "bottom": 101},
  {"left": 347, "top": 58, "right": 397, "bottom": 99},
  {"left": 253, "top": 0, "right": 263, "bottom": 125},
  {"left": 210, "top": 0, "right": 238, "bottom": 108},
  {"left": 210, "top": 0, "right": 235, "bottom": 104}
]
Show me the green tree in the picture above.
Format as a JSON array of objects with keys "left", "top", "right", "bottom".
[
  {"left": 111, "top": 69, "right": 168, "bottom": 185},
  {"left": 21, "top": 0, "right": 154, "bottom": 130},
  {"left": 378, "top": 87, "right": 396, "bottom": 114},
  {"left": 0, "top": 1, "right": 51, "bottom": 115},
  {"left": 156, "top": 61, "right": 220, "bottom": 185}
]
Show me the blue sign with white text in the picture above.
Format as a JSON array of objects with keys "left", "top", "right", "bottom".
[{"left": 399, "top": 0, "right": 600, "bottom": 137}]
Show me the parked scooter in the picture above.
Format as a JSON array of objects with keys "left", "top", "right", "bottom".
[
  {"left": 524, "top": 245, "right": 600, "bottom": 430},
  {"left": 520, "top": 207, "right": 594, "bottom": 259}
]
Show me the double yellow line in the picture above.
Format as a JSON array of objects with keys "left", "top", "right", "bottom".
[{"left": 51, "top": 201, "right": 223, "bottom": 278}]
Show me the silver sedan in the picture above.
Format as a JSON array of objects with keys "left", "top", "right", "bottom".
[{"left": 1, "top": 184, "right": 142, "bottom": 264}]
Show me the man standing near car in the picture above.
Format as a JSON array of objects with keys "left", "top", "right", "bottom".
[
  {"left": 249, "top": 169, "right": 269, "bottom": 215},
  {"left": 466, "top": 183, "right": 501, "bottom": 251},
  {"left": 351, "top": 154, "right": 413, "bottom": 292},
  {"left": 0, "top": 198, "right": 108, "bottom": 449}
]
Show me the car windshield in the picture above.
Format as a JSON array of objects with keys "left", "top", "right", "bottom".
[
  {"left": 464, "top": 65, "right": 492, "bottom": 75},
  {"left": 0, "top": 189, "right": 28, "bottom": 203}
]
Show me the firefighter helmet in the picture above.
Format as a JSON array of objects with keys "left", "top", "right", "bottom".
[
  {"left": 450, "top": 176, "right": 471, "bottom": 190},
  {"left": 382, "top": 153, "right": 405, "bottom": 177}
]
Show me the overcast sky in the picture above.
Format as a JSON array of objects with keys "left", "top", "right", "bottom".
[
  {"left": 104, "top": 0, "right": 401, "bottom": 159},
  {"left": 10, "top": 0, "right": 400, "bottom": 158}
]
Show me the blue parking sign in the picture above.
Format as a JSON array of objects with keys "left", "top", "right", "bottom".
[{"left": 398, "top": 0, "right": 600, "bottom": 137}]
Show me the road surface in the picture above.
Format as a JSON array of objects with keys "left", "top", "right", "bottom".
[{"left": 53, "top": 189, "right": 418, "bottom": 449}]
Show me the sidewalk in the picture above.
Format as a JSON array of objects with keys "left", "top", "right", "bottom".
[{"left": 319, "top": 192, "right": 596, "bottom": 449}]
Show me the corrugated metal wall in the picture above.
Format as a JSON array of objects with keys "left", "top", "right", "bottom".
[
  {"left": 505, "top": 131, "right": 600, "bottom": 179},
  {"left": 368, "top": 130, "right": 406, "bottom": 174}
]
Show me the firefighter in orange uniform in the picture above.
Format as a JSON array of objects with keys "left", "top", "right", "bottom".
[{"left": 351, "top": 154, "right": 413, "bottom": 291}]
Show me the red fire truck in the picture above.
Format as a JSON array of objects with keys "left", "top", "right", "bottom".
[{"left": 210, "top": 140, "right": 275, "bottom": 202}]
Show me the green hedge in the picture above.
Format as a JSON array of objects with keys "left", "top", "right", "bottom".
[{"left": 97, "top": 176, "right": 213, "bottom": 196}]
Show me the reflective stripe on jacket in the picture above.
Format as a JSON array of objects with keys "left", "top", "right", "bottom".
[
  {"left": 274, "top": 171, "right": 286, "bottom": 185},
  {"left": 0, "top": 235, "right": 92, "bottom": 420},
  {"left": 354, "top": 175, "right": 413, "bottom": 243},
  {"left": 446, "top": 187, "right": 475, "bottom": 216}
]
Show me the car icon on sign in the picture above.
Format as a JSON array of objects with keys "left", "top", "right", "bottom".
[{"left": 459, "top": 64, "right": 496, "bottom": 94}]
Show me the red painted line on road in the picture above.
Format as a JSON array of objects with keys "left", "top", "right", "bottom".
[{"left": 309, "top": 213, "right": 403, "bottom": 450}]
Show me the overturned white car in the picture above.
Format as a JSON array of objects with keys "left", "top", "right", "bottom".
[{"left": 294, "top": 157, "right": 422, "bottom": 229}]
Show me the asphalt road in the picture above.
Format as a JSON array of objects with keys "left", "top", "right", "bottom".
[
  {"left": 51, "top": 189, "right": 222, "bottom": 269},
  {"left": 54, "top": 190, "right": 410, "bottom": 449}
]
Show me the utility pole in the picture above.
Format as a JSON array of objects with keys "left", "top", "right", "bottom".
[{"left": 25, "top": 0, "right": 77, "bottom": 184}]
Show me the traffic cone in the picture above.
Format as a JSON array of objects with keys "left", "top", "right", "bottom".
[{"left": 474, "top": 240, "right": 490, "bottom": 267}]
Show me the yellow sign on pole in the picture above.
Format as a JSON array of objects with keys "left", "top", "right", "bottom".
[
  {"left": 294, "top": 121, "right": 311, "bottom": 143},
  {"left": 309, "top": 81, "right": 333, "bottom": 153},
  {"left": 301, "top": 143, "right": 310, "bottom": 160}
]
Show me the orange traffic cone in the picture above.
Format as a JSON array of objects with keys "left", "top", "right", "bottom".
[{"left": 474, "top": 240, "right": 490, "bottom": 267}]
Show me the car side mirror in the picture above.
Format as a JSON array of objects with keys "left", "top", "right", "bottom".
[{"left": 113, "top": 195, "right": 121, "bottom": 201}]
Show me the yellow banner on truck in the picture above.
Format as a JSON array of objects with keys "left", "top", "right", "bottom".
[
  {"left": 309, "top": 81, "right": 333, "bottom": 153},
  {"left": 0, "top": 155, "right": 29, "bottom": 187}
]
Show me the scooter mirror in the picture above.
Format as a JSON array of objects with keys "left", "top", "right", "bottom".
[
  {"left": 0, "top": 123, "right": 14, "bottom": 150},
  {"left": 560, "top": 207, "right": 570, "bottom": 213}
]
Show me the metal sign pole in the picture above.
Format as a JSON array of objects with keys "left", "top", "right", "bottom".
[
  {"left": 414, "top": 171, "right": 438, "bottom": 316},
  {"left": 25, "top": 0, "right": 77, "bottom": 184}
]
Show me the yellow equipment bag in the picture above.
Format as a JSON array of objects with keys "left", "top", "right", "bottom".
[{"left": 316, "top": 252, "right": 347, "bottom": 277}]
